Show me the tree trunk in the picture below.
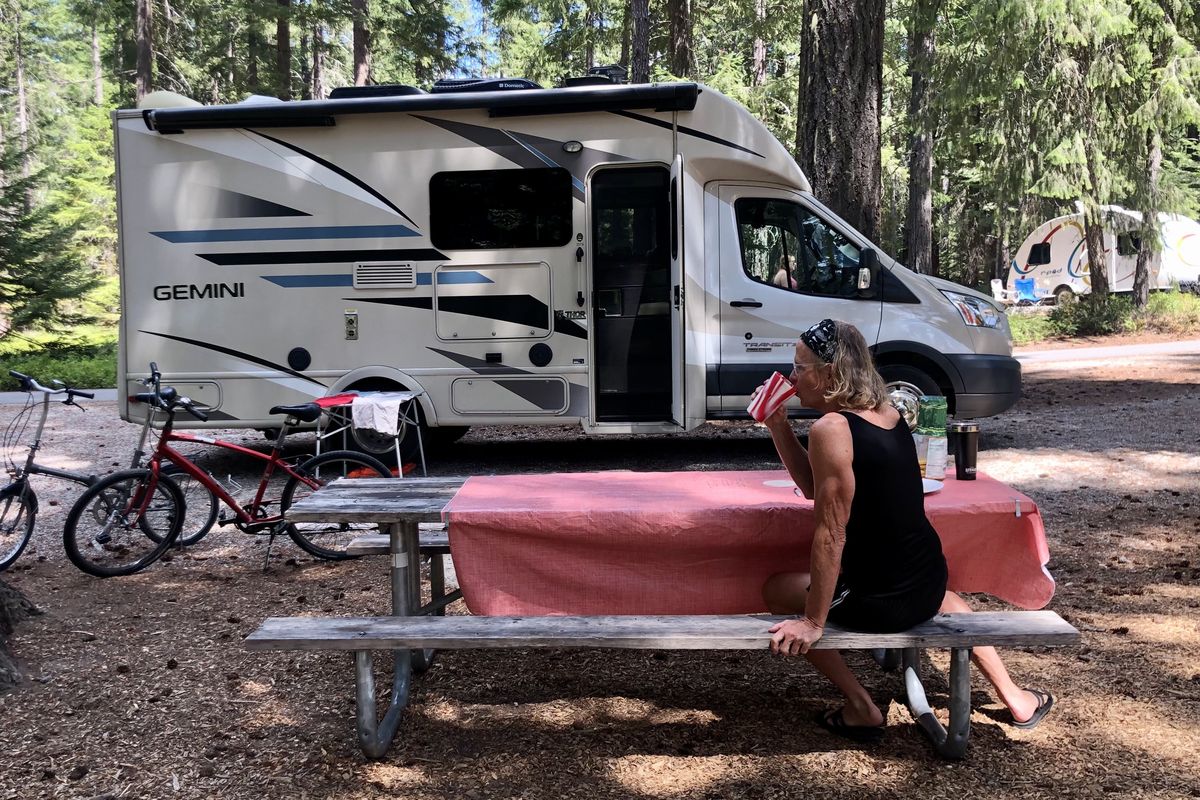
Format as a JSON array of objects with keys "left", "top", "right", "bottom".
[
  {"left": 312, "top": 25, "right": 325, "bottom": 100},
  {"left": 0, "top": 579, "right": 41, "bottom": 693},
  {"left": 797, "top": 0, "right": 885, "bottom": 244},
  {"left": 585, "top": 3, "right": 598, "bottom": 70},
  {"left": 752, "top": 0, "right": 766, "bottom": 86},
  {"left": 248, "top": 24, "right": 261, "bottom": 94},
  {"left": 276, "top": 0, "right": 291, "bottom": 100},
  {"left": 631, "top": 0, "right": 650, "bottom": 83},
  {"left": 92, "top": 19, "right": 103, "bottom": 105},
  {"left": 14, "top": 25, "right": 32, "bottom": 211},
  {"left": 352, "top": 0, "right": 371, "bottom": 86},
  {"left": 620, "top": 2, "right": 630, "bottom": 74},
  {"left": 667, "top": 0, "right": 693, "bottom": 78},
  {"left": 135, "top": 0, "right": 153, "bottom": 102},
  {"left": 902, "top": 0, "right": 937, "bottom": 274},
  {"left": 1132, "top": 129, "right": 1162, "bottom": 308}
]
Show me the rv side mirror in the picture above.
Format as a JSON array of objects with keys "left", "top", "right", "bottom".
[
  {"left": 857, "top": 248, "right": 879, "bottom": 295},
  {"left": 1028, "top": 242, "right": 1051, "bottom": 266}
]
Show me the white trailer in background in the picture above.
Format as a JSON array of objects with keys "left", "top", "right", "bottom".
[
  {"left": 114, "top": 77, "right": 1021, "bottom": 460},
  {"left": 1009, "top": 206, "right": 1200, "bottom": 305}
]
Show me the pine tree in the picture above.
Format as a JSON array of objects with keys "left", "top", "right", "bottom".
[{"left": 0, "top": 145, "right": 99, "bottom": 335}]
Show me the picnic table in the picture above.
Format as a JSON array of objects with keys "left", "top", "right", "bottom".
[{"left": 276, "top": 470, "right": 1065, "bottom": 758}]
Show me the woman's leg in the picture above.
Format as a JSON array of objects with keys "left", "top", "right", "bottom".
[
  {"left": 763, "top": 572, "right": 885, "bottom": 727},
  {"left": 940, "top": 591, "right": 1040, "bottom": 722}
]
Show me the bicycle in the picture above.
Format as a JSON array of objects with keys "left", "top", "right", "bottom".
[
  {"left": 1, "top": 371, "right": 97, "bottom": 571},
  {"left": 62, "top": 363, "right": 392, "bottom": 577}
]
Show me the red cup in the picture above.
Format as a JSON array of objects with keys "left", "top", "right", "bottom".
[{"left": 748, "top": 371, "right": 797, "bottom": 422}]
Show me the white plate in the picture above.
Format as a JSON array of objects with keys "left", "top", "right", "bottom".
[
  {"left": 923, "top": 478, "right": 944, "bottom": 494},
  {"left": 763, "top": 479, "right": 796, "bottom": 488}
]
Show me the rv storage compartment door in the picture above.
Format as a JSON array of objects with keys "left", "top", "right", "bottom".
[
  {"left": 451, "top": 377, "right": 568, "bottom": 415},
  {"left": 436, "top": 263, "right": 552, "bottom": 340}
]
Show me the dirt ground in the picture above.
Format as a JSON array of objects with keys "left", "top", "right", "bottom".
[{"left": 1, "top": 335, "right": 1198, "bottom": 800}]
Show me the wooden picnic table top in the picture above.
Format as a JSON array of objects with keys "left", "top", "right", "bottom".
[{"left": 284, "top": 476, "right": 466, "bottom": 523}]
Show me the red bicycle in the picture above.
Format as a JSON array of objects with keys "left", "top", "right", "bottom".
[{"left": 62, "top": 363, "right": 391, "bottom": 577}]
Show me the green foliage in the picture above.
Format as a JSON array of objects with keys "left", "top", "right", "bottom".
[
  {"left": 1048, "top": 294, "right": 1134, "bottom": 337},
  {"left": 1006, "top": 312, "right": 1055, "bottom": 346},
  {"left": 0, "top": 340, "right": 117, "bottom": 391},
  {"left": 1130, "top": 289, "right": 1200, "bottom": 333}
]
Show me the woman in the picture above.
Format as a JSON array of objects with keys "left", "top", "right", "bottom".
[{"left": 757, "top": 318, "right": 1055, "bottom": 741}]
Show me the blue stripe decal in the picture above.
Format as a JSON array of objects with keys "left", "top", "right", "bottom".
[
  {"left": 262, "top": 274, "right": 354, "bottom": 288},
  {"left": 151, "top": 224, "right": 420, "bottom": 243},
  {"left": 507, "top": 136, "right": 586, "bottom": 194},
  {"left": 263, "top": 272, "right": 441, "bottom": 287},
  {"left": 436, "top": 271, "right": 494, "bottom": 285}
]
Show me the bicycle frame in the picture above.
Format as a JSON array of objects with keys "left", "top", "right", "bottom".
[
  {"left": 143, "top": 412, "right": 318, "bottom": 529},
  {"left": 8, "top": 390, "right": 97, "bottom": 488}
]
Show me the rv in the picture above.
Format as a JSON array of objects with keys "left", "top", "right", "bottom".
[
  {"left": 114, "top": 78, "right": 1021, "bottom": 459},
  {"left": 1009, "top": 206, "right": 1200, "bottom": 304}
]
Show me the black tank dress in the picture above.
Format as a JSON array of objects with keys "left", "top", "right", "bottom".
[{"left": 823, "top": 410, "right": 948, "bottom": 632}]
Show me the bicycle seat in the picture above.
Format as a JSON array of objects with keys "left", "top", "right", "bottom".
[{"left": 269, "top": 403, "right": 322, "bottom": 423}]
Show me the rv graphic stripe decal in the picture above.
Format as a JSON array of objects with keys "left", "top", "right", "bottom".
[
  {"left": 438, "top": 295, "right": 549, "bottom": 329},
  {"left": 354, "top": 297, "right": 434, "bottom": 310},
  {"left": 248, "top": 130, "right": 418, "bottom": 226},
  {"left": 139, "top": 331, "right": 326, "bottom": 386},
  {"left": 264, "top": 274, "right": 355, "bottom": 288},
  {"left": 552, "top": 316, "right": 588, "bottom": 339},
  {"left": 436, "top": 272, "right": 495, "bottom": 284},
  {"left": 152, "top": 224, "right": 419, "bottom": 243},
  {"left": 199, "top": 248, "right": 448, "bottom": 266},
  {"left": 413, "top": 115, "right": 631, "bottom": 202},
  {"left": 610, "top": 110, "right": 765, "bottom": 158},
  {"left": 203, "top": 187, "right": 309, "bottom": 218},
  {"left": 427, "top": 347, "right": 529, "bottom": 375}
]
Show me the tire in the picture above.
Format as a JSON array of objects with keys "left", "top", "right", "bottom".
[
  {"left": 280, "top": 451, "right": 392, "bottom": 560},
  {"left": 63, "top": 469, "right": 185, "bottom": 578},
  {"left": 160, "top": 465, "right": 220, "bottom": 547},
  {"left": 0, "top": 481, "right": 36, "bottom": 572},
  {"left": 1054, "top": 286, "right": 1076, "bottom": 306},
  {"left": 878, "top": 364, "right": 942, "bottom": 429}
]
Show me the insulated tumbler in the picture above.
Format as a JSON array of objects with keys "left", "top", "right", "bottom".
[{"left": 947, "top": 420, "right": 979, "bottom": 480}]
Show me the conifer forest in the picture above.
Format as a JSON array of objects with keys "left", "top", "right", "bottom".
[{"left": 0, "top": 0, "right": 1197, "bottom": 333}]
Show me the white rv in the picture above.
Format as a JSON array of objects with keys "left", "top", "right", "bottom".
[
  {"left": 114, "top": 78, "right": 1021, "bottom": 458},
  {"left": 1009, "top": 206, "right": 1200, "bottom": 304}
]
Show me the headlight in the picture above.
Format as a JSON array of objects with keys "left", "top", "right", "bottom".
[{"left": 941, "top": 290, "right": 1004, "bottom": 328}]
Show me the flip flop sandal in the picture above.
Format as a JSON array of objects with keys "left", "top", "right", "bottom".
[
  {"left": 815, "top": 708, "right": 885, "bottom": 743},
  {"left": 1011, "top": 688, "right": 1055, "bottom": 729}
]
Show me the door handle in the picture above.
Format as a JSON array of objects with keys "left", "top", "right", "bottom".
[{"left": 730, "top": 299, "right": 763, "bottom": 308}]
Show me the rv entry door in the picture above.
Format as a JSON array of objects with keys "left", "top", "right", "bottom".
[
  {"left": 589, "top": 165, "right": 674, "bottom": 423},
  {"left": 669, "top": 155, "right": 685, "bottom": 426}
]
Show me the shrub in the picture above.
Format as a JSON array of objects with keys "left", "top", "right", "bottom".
[
  {"left": 1048, "top": 295, "right": 1133, "bottom": 337},
  {"left": 0, "top": 340, "right": 117, "bottom": 390},
  {"left": 1131, "top": 290, "right": 1200, "bottom": 334},
  {"left": 1006, "top": 311, "right": 1054, "bottom": 345}
]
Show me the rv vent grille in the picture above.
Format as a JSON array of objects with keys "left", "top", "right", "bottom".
[{"left": 354, "top": 262, "right": 417, "bottom": 289}]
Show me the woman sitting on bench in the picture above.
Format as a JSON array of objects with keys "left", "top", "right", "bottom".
[{"left": 755, "top": 319, "right": 1055, "bottom": 741}]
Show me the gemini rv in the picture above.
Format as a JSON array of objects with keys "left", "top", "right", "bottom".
[
  {"left": 1009, "top": 206, "right": 1200, "bottom": 304},
  {"left": 115, "top": 78, "right": 1021, "bottom": 458}
]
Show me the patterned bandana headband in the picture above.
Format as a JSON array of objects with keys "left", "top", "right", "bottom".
[{"left": 800, "top": 319, "right": 839, "bottom": 363}]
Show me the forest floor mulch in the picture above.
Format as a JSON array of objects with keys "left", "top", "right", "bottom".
[{"left": 0, "top": 337, "right": 1198, "bottom": 799}]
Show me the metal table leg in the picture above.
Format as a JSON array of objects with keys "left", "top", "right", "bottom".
[
  {"left": 902, "top": 646, "right": 973, "bottom": 760},
  {"left": 352, "top": 521, "right": 418, "bottom": 758}
]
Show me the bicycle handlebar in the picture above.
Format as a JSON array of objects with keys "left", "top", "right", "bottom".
[{"left": 8, "top": 369, "right": 93, "bottom": 400}]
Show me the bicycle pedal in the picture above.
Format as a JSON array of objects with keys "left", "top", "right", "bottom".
[{"left": 95, "top": 532, "right": 112, "bottom": 545}]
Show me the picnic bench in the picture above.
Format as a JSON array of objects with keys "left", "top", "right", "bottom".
[{"left": 250, "top": 476, "right": 1079, "bottom": 760}]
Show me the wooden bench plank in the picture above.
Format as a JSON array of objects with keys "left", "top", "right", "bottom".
[
  {"left": 246, "top": 611, "right": 1080, "bottom": 652},
  {"left": 347, "top": 525, "right": 449, "bottom": 556}
]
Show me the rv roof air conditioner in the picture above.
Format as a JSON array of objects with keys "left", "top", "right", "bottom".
[
  {"left": 562, "top": 65, "right": 629, "bottom": 88},
  {"left": 328, "top": 84, "right": 426, "bottom": 99},
  {"left": 429, "top": 77, "right": 542, "bottom": 94}
]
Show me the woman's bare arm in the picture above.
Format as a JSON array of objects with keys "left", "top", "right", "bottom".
[{"left": 801, "top": 413, "right": 856, "bottom": 629}]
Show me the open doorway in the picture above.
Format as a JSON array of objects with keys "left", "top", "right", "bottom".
[{"left": 590, "top": 166, "right": 672, "bottom": 422}]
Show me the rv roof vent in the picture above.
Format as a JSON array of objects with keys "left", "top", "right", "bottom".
[
  {"left": 429, "top": 77, "right": 542, "bottom": 94},
  {"left": 354, "top": 262, "right": 417, "bottom": 289},
  {"left": 329, "top": 84, "right": 426, "bottom": 99},
  {"left": 588, "top": 65, "right": 628, "bottom": 83}
]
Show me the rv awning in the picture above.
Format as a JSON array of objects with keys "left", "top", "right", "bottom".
[{"left": 143, "top": 83, "right": 701, "bottom": 133}]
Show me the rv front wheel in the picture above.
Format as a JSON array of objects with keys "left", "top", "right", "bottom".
[{"left": 878, "top": 364, "right": 941, "bottom": 429}]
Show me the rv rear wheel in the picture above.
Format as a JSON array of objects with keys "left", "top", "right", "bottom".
[
  {"left": 348, "top": 416, "right": 423, "bottom": 469},
  {"left": 878, "top": 364, "right": 941, "bottom": 429},
  {"left": 1054, "top": 286, "right": 1076, "bottom": 305}
]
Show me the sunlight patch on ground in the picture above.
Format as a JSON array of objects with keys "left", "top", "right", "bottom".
[
  {"left": 984, "top": 448, "right": 1200, "bottom": 492},
  {"left": 422, "top": 697, "right": 718, "bottom": 731},
  {"left": 606, "top": 756, "right": 734, "bottom": 797},
  {"left": 362, "top": 762, "right": 429, "bottom": 791},
  {"left": 1085, "top": 696, "right": 1200, "bottom": 769}
]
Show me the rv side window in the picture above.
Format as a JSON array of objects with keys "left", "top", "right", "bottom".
[
  {"left": 1028, "top": 242, "right": 1051, "bottom": 265},
  {"left": 430, "top": 168, "right": 573, "bottom": 249},
  {"left": 734, "top": 198, "right": 862, "bottom": 299},
  {"left": 1116, "top": 233, "right": 1140, "bottom": 257}
]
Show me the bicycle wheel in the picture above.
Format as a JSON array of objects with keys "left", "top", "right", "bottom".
[
  {"left": 0, "top": 481, "right": 36, "bottom": 572},
  {"left": 280, "top": 450, "right": 391, "bottom": 560},
  {"left": 63, "top": 469, "right": 185, "bottom": 577},
  {"left": 159, "top": 465, "right": 219, "bottom": 547}
]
